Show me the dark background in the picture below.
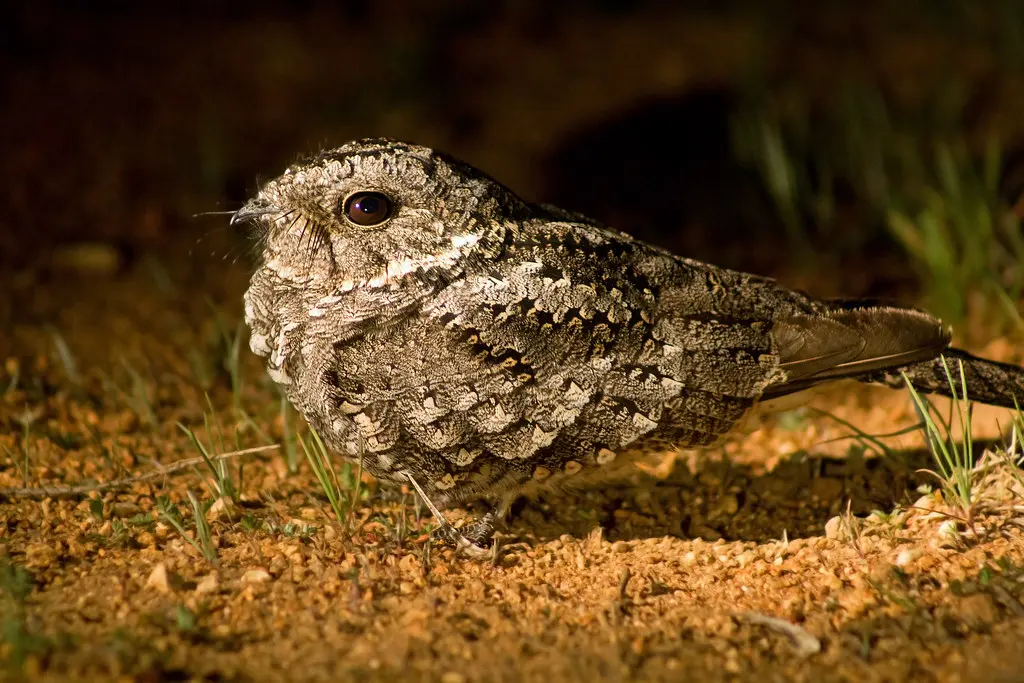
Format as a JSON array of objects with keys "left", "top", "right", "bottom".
[{"left": 3, "top": 1, "right": 1023, "bottom": 339}]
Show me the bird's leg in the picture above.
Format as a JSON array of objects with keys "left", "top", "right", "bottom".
[{"left": 406, "top": 473, "right": 494, "bottom": 559}]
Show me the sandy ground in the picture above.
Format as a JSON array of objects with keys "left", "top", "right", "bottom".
[{"left": 3, "top": 348, "right": 1024, "bottom": 682}]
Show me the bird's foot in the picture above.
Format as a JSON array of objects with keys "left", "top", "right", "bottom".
[{"left": 406, "top": 473, "right": 495, "bottom": 560}]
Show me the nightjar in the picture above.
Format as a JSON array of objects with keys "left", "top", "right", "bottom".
[{"left": 235, "top": 138, "right": 1024, "bottom": 556}]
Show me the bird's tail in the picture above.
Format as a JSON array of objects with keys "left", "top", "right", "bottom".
[
  {"left": 764, "top": 301, "right": 1024, "bottom": 410},
  {"left": 861, "top": 348, "right": 1024, "bottom": 410}
]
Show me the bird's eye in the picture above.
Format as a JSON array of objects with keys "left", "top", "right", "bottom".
[{"left": 342, "top": 191, "right": 394, "bottom": 226}]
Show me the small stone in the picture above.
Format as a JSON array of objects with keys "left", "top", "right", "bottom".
[
  {"left": 895, "top": 548, "right": 922, "bottom": 567},
  {"left": 911, "top": 493, "right": 937, "bottom": 513},
  {"left": 145, "top": 563, "right": 178, "bottom": 594},
  {"left": 242, "top": 568, "right": 272, "bottom": 584},
  {"left": 398, "top": 553, "right": 421, "bottom": 574},
  {"left": 111, "top": 502, "right": 142, "bottom": 518},
  {"left": 195, "top": 573, "right": 220, "bottom": 595},
  {"left": 824, "top": 516, "right": 843, "bottom": 540},
  {"left": 206, "top": 497, "right": 239, "bottom": 522},
  {"left": 611, "top": 541, "right": 631, "bottom": 553}
]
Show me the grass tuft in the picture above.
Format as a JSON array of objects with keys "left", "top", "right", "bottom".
[
  {"left": 902, "top": 356, "right": 976, "bottom": 522},
  {"left": 176, "top": 400, "right": 243, "bottom": 502},
  {"left": 300, "top": 428, "right": 364, "bottom": 532},
  {"left": 187, "top": 491, "right": 219, "bottom": 565},
  {"left": 1, "top": 407, "right": 42, "bottom": 487},
  {"left": 1002, "top": 398, "right": 1024, "bottom": 494},
  {"left": 155, "top": 494, "right": 219, "bottom": 566}
]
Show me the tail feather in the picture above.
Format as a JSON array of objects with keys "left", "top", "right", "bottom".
[
  {"left": 764, "top": 304, "right": 951, "bottom": 398},
  {"left": 773, "top": 305, "right": 950, "bottom": 382},
  {"left": 864, "top": 348, "right": 1024, "bottom": 410},
  {"left": 763, "top": 302, "right": 1024, "bottom": 409}
]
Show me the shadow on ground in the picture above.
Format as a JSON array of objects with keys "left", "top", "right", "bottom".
[{"left": 508, "top": 445, "right": 974, "bottom": 545}]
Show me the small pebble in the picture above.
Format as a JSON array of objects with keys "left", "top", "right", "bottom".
[
  {"left": 206, "top": 497, "right": 239, "bottom": 522},
  {"left": 145, "top": 563, "right": 175, "bottom": 594},
  {"left": 824, "top": 516, "right": 843, "bottom": 540},
  {"left": 195, "top": 573, "right": 220, "bottom": 595},
  {"left": 911, "top": 493, "right": 937, "bottom": 512},
  {"left": 895, "top": 548, "right": 922, "bottom": 567},
  {"left": 242, "top": 568, "right": 272, "bottom": 584}
]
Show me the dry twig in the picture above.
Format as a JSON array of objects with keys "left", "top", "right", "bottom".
[
  {"left": 0, "top": 444, "right": 279, "bottom": 500},
  {"left": 739, "top": 611, "right": 821, "bottom": 657}
]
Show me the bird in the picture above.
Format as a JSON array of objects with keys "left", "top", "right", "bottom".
[{"left": 234, "top": 138, "right": 1024, "bottom": 557}]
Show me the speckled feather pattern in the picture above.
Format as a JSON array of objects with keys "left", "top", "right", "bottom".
[{"left": 240, "top": 138, "right": 1024, "bottom": 510}]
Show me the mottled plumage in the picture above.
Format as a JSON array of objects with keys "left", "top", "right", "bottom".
[{"left": 237, "top": 138, "right": 1024, "bottom": 554}]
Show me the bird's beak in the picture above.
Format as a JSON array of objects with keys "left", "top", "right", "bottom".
[{"left": 231, "top": 200, "right": 276, "bottom": 226}]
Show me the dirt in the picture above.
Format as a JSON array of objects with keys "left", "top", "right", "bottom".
[{"left": 3, "top": 4, "right": 1024, "bottom": 682}]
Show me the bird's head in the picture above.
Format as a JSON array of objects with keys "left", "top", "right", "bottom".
[{"left": 234, "top": 138, "right": 524, "bottom": 292}]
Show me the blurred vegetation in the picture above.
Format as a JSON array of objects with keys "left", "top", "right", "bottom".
[{"left": 731, "top": 80, "right": 1024, "bottom": 338}]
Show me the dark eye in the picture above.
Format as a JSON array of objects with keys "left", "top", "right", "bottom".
[{"left": 342, "top": 191, "right": 394, "bottom": 226}]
